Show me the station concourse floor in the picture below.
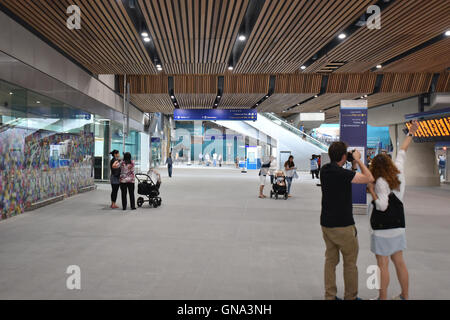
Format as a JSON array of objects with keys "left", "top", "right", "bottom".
[{"left": 0, "top": 167, "right": 449, "bottom": 300}]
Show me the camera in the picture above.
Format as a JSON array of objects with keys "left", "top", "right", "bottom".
[{"left": 347, "top": 150, "right": 355, "bottom": 162}]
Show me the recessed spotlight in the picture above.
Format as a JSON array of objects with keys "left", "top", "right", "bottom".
[
  {"left": 297, "top": 103, "right": 300, "bottom": 106},
  {"left": 445, "top": 30, "right": 450, "bottom": 36},
  {"left": 256, "top": 103, "right": 259, "bottom": 106},
  {"left": 214, "top": 103, "right": 218, "bottom": 106},
  {"left": 314, "top": 95, "right": 318, "bottom": 98},
  {"left": 217, "top": 95, "right": 221, "bottom": 98},
  {"left": 228, "top": 66, "right": 233, "bottom": 70},
  {"left": 265, "top": 95, "right": 268, "bottom": 98},
  {"left": 36, "top": 101, "right": 41, "bottom": 104},
  {"left": 360, "top": 96, "right": 364, "bottom": 99},
  {"left": 338, "top": 33, "right": 346, "bottom": 39},
  {"left": 143, "top": 37, "right": 151, "bottom": 42},
  {"left": 9, "top": 92, "right": 13, "bottom": 95},
  {"left": 171, "top": 95, "right": 175, "bottom": 99},
  {"left": 238, "top": 35, "right": 246, "bottom": 41},
  {"left": 141, "top": 32, "right": 148, "bottom": 37},
  {"left": 156, "top": 64, "right": 161, "bottom": 68},
  {"left": 376, "top": 64, "right": 382, "bottom": 69},
  {"left": 300, "top": 65, "right": 306, "bottom": 70},
  {"left": 364, "top": 94, "right": 368, "bottom": 98}
]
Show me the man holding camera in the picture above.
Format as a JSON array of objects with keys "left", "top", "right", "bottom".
[{"left": 320, "top": 142, "right": 374, "bottom": 300}]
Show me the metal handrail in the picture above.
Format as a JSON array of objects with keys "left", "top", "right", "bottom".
[{"left": 260, "top": 113, "right": 329, "bottom": 151}]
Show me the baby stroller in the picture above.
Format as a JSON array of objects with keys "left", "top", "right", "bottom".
[
  {"left": 135, "top": 173, "right": 162, "bottom": 208},
  {"left": 270, "top": 172, "right": 288, "bottom": 200}
]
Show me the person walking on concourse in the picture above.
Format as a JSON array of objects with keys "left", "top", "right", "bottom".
[
  {"left": 320, "top": 142, "right": 374, "bottom": 300},
  {"left": 166, "top": 152, "right": 173, "bottom": 178}
]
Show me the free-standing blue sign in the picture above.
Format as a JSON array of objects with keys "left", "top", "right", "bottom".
[
  {"left": 340, "top": 100, "right": 368, "bottom": 206},
  {"left": 174, "top": 109, "right": 257, "bottom": 121}
]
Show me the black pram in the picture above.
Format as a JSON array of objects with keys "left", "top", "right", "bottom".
[
  {"left": 136, "top": 173, "right": 162, "bottom": 208},
  {"left": 270, "top": 174, "right": 288, "bottom": 200}
]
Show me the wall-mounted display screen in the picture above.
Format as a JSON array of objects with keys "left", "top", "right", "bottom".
[{"left": 406, "top": 116, "right": 450, "bottom": 142}]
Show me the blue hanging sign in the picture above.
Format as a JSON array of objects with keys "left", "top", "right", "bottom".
[{"left": 174, "top": 109, "right": 257, "bottom": 121}]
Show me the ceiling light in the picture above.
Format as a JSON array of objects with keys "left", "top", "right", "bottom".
[
  {"left": 364, "top": 94, "right": 368, "bottom": 98},
  {"left": 214, "top": 103, "right": 218, "bottom": 106},
  {"left": 300, "top": 65, "right": 306, "bottom": 70},
  {"left": 238, "top": 35, "right": 246, "bottom": 41},
  {"left": 9, "top": 92, "right": 13, "bottom": 95},
  {"left": 228, "top": 66, "right": 234, "bottom": 70},
  {"left": 156, "top": 64, "right": 161, "bottom": 68},
  {"left": 265, "top": 95, "right": 268, "bottom": 98},
  {"left": 297, "top": 103, "right": 300, "bottom": 106},
  {"left": 445, "top": 30, "right": 450, "bottom": 36},
  {"left": 36, "top": 101, "right": 41, "bottom": 104},
  {"left": 338, "top": 33, "right": 346, "bottom": 39},
  {"left": 314, "top": 95, "right": 318, "bottom": 98},
  {"left": 376, "top": 64, "right": 382, "bottom": 69},
  {"left": 141, "top": 32, "right": 148, "bottom": 37},
  {"left": 143, "top": 37, "right": 151, "bottom": 42},
  {"left": 171, "top": 95, "right": 175, "bottom": 99},
  {"left": 217, "top": 95, "right": 221, "bottom": 98}
]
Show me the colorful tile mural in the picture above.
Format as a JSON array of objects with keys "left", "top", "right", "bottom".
[{"left": 0, "top": 125, "right": 94, "bottom": 220}]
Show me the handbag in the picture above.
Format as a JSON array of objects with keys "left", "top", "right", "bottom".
[{"left": 370, "top": 193, "right": 405, "bottom": 230}]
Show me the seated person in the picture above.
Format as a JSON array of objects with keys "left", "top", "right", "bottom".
[
  {"left": 275, "top": 171, "right": 286, "bottom": 186},
  {"left": 147, "top": 168, "right": 162, "bottom": 187}
]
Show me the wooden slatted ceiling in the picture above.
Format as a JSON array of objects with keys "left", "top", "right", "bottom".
[
  {"left": 1, "top": 0, "right": 157, "bottom": 74},
  {"left": 118, "top": 75, "right": 168, "bottom": 94},
  {"left": 130, "top": 94, "right": 174, "bottom": 113},
  {"left": 436, "top": 73, "right": 450, "bottom": 92},
  {"left": 174, "top": 75, "right": 217, "bottom": 109},
  {"left": 219, "top": 74, "right": 269, "bottom": 108},
  {"left": 258, "top": 94, "right": 315, "bottom": 113},
  {"left": 381, "top": 38, "right": 450, "bottom": 73},
  {"left": 379, "top": 73, "right": 432, "bottom": 93},
  {"left": 138, "top": 0, "right": 248, "bottom": 74},
  {"left": 234, "top": 0, "right": 374, "bottom": 74},
  {"left": 307, "top": 0, "right": 450, "bottom": 73},
  {"left": 257, "top": 74, "right": 322, "bottom": 112},
  {"left": 288, "top": 73, "right": 376, "bottom": 112},
  {"left": 293, "top": 93, "right": 361, "bottom": 113},
  {"left": 366, "top": 93, "right": 418, "bottom": 108}
]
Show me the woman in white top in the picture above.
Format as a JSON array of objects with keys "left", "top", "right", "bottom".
[
  {"left": 284, "top": 156, "right": 296, "bottom": 197},
  {"left": 367, "top": 120, "right": 419, "bottom": 300}
]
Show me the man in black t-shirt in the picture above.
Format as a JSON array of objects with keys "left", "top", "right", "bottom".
[{"left": 320, "top": 142, "right": 374, "bottom": 300}]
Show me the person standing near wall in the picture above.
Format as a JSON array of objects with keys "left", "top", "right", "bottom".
[
  {"left": 320, "top": 142, "right": 374, "bottom": 300},
  {"left": 258, "top": 157, "right": 272, "bottom": 199},
  {"left": 310, "top": 155, "right": 319, "bottom": 179},
  {"left": 119, "top": 152, "right": 136, "bottom": 211},
  {"left": 109, "top": 150, "right": 121, "bottom": 209},
  {"left": 166, "top": 152, "right": 173, "bottom": 178},
  {"left": 284, "top": 155, "right": 296, "bottom": 197},
  {"left": 367, "top": 121, "right": 419, "bottom": 300}
]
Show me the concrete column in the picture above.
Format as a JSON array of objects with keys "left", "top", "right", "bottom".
[{"left": 390, "top": 125, "right": 440, "bottom": 187}]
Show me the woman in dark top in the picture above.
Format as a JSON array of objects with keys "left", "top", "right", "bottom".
[{"left": 110, "top": 150, "right": 121, "bottom": 209}]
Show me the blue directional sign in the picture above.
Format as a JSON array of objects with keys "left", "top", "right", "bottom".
[{"left": 174, "top": 109, "right": 257, "bottom": 121}]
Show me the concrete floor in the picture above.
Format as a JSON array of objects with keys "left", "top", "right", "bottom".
[{"left": 0, "top": 167, "right": 449, "bottom": 300}]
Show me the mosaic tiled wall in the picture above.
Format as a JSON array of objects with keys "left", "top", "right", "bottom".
[{"left": 0, "top": 126, "right": 94, "bottom": 219}]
